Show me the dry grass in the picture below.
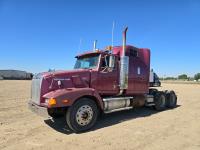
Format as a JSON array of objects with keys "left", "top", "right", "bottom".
[{"left": 0, "top": 80, "right": 200, "bottom": 150}]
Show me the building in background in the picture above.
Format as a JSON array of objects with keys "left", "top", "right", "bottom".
[{"left": 0, "top": 70, "right": 33, "bottom": 80}]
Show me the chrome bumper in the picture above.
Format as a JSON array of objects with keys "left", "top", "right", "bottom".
[{"left": 28, "top": 101, "right": 49, "bottom": 118}]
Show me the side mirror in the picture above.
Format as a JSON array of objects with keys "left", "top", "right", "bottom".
[{"left": 108, "top": 55, "right": 115, "bottom": 68}]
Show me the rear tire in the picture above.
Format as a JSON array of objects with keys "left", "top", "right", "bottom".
[
  {"left": 166, "top": 90, "right": 177, "bottom": 108},
  {"left": 66, "top": 98, "right": 99, "bottom": 133},
  {"left": 154, "top": 92, "right": 166, "bottom": 111}
]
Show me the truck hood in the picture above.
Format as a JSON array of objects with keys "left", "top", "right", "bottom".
[
  {"left": 40, "top": 69, "right": 90, "bottom": 79},
  {"left": 39, "top": 69, "right": 91, "bottom": 93}
]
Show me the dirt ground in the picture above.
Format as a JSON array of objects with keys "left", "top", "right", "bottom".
[{"left": 0, "top": 80, "right": 200, "bottom": 150}]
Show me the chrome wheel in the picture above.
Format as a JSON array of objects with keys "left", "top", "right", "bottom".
[
  {"left": 76, "top": 105, "right": 93, "bottom": 126},
  {"left": 66, "top": 98, "right": 99, "bottom": 132}
]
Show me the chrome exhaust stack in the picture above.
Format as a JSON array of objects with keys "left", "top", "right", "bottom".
[{"left": 119, "top": 27, "right": 129, "bottom": 95}]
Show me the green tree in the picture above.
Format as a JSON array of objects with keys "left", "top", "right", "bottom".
[
  {"left": 194, "top": 73, "right": 200, "bottom": 81},
  {"left": 178, "top": 74, "right": 188, "bottom": 80}
]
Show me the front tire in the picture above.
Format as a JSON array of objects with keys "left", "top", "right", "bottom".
[{"left": 66, "top": 98, "right": 99, "bottom": 133}]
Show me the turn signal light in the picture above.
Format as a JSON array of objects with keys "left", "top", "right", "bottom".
[{"left": 48, "top": 98, "right": 57, "bottom": 106}]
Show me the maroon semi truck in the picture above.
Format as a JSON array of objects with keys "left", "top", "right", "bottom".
[{"left": 29, "top": 27, "right": 177, "bottom": 132}]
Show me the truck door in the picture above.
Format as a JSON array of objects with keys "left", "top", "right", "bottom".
[{"left": 97, "top": 55, "right": 119, "bottom": 95}]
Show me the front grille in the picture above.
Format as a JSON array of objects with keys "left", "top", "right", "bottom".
[{"left": 31, "top": 75, "right": 42, "bottom": 105}]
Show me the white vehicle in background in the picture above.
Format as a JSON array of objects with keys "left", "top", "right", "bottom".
[{"left": 149, "top": 69, "right": 161, "bottom": 87}]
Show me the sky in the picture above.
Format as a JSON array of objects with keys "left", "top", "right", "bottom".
[{"left": 0, "top": 0, "right": 200, "bottom": 77}]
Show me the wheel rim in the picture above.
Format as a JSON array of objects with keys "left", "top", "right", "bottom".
[{"left": 76, "top": 105, "right": 93, "bottom": 126}]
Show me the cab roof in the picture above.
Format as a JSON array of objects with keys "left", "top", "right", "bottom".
[{"left": 75, "top": 45, "right": 149, "bottom": 58}]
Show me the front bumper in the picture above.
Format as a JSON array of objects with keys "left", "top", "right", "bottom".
[{"left": 28, "top": 101, "right": 49, "bottom": 118}]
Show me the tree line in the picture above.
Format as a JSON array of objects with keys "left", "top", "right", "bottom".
[{"left": 161, "top": 73, "right": 200, "bottom": 81}]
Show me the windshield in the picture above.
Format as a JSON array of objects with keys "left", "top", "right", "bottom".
[{"left": 74, "top": 54, "right": 99, "bottom": 69}]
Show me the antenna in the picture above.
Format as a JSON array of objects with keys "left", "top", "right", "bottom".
[{"left": 112, "top": 21, "right": 115, "bottom": 48}]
